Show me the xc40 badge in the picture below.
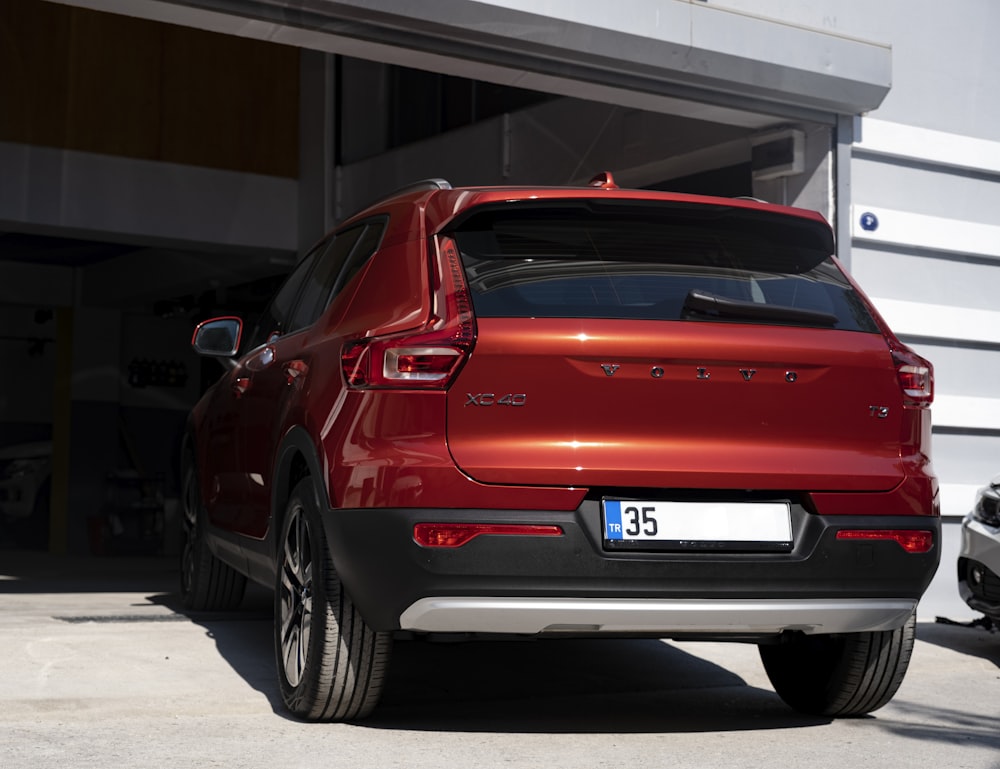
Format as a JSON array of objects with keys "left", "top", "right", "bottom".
[{"left": 465, "top": 393, "right": 527, "bottom": 406}]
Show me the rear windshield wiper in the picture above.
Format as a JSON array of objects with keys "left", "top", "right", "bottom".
[{"left": 681, "top": 289, "right": 839, "bottom": 327}]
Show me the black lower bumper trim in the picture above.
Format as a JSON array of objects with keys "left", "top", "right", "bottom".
[{"left": 320, "top": 503, "right": 940, "bottom": 633}]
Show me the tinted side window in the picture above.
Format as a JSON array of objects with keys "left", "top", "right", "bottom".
[
  {"left": 333, "top": 220, "right": 385, "bottom": 297},
  {"left": 245, "top": 242, "right": 325, "bottom": 350},
  {"left": 287, "top": 227, "right": 365, "bottom": 332},
  {"left": 287, "top": 218, "right": 387, "bottom": 332}
]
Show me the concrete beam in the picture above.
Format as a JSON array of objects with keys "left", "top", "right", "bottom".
[
  {"left": 47, "top": 0, "right": 891, "bottom": 125},
  {"left": 0, "top": 142, "right": 297, "bottom": 254}
]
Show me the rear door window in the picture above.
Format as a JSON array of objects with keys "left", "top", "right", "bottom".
[
  {"left": 288, "top": 218, "right": 388, "bottom": 332},
  {"left": 287, "top": 227, "right": 365, "bottom": 333},
  {"left": 450, "top": 202, "right": 878, "bottom": 332},
  {"left": 245, "top": 241, "right": 325, "bottom": 351}
]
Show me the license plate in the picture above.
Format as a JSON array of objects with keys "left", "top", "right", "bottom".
[{"left": 602, "top": 499, "right": 792, "bottom": 552}]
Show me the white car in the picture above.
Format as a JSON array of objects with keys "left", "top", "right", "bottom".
[{"left": 958, "top": 474, "right": 1000, "bottom": 625}]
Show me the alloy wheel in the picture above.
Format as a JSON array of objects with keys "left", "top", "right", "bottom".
[{"left": 278, "top": 504, "right": 313, "bottom": 688}]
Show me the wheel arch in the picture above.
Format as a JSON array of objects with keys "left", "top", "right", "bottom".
[{"left": 271, "top": 426, "right": 329, "bottom": 559}]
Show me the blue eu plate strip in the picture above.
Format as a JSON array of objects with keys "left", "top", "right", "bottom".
[{"left": 604, "top": 500, "right": 623, "bottom": 540}]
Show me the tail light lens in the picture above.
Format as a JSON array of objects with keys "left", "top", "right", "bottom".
[
  {"left": 891, "top": 347, "right": 933, "bottom": 407},
  {"left": 414, "top": 523, "right": 564, "bottom": 548},
  {"left": 341, "top": 236, "right": 475, "bottom": 389},
  {"left": 836, "top": 529, "right": 934, "bottom": 554}
]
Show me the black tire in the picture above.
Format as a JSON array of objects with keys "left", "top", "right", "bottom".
[
  {"left": 179, "top": 457, "right": 246, "bottom": 611},
  {"left": 275, "top": 477, "right": 391, "bottom": 721},
  {"left": 759, "top": 609, "right": 916, "bottom": 717}
]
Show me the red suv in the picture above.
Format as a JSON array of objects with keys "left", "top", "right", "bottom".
[{"left": 183, "top": 174, "right": 939, "bottom": 722}]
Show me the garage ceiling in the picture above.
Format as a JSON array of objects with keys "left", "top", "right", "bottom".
[{"left": 48, "top": 0, "right": 891, "bottom": 126}]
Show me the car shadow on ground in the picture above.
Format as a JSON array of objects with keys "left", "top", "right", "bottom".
[
  {"left": 366, "top": 635, "right": 826, "bottom": 734},
  {"left": 151, "top": 584, "right": 288, "bottom": 714},
  {"left": 156, "top": 584, "right": 827, "bottom": 733}
]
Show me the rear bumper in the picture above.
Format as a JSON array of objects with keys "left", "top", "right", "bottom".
[{"left": 321, "top": 501, "right": 940, "bottom": 636}]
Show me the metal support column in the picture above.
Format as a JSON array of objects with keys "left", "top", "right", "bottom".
[
  {"left": 298, "top": 49, "right": 337, "bottom": 251},
  {"left": 834, "top": 114, "right": 855, "bottom": 271}
]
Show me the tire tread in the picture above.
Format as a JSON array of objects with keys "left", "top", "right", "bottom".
[
  {"left": 759, "top": 610, "right": 916, "bottom": 717},
  {"left": 277, "top": 478, "right": 391, "bottom": 721},
  {"left": 180, "top": 459, "right": 247, "bottom": 612}
]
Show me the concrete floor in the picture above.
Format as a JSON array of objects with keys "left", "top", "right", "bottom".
[{"left": 0, "top": 544, "right": 997, "bottom": 769}]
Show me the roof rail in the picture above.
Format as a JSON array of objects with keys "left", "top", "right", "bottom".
[
  {"left": 386, "top": 178, "right": 453, "bottom": 197},
  {"left": 341, "top": 178, "right": 453, "bottom": 226}
]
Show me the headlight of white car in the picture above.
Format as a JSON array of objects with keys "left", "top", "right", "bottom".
[{"left": 972, "top": 483, "right": 1000, "bottom": 528}]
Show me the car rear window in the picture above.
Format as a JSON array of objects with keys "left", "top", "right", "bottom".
[{"left": 450, "top": 201, "right": 879, "bottom": 332}]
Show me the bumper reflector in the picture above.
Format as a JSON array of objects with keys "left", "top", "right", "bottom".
[
  {"left": 414, "top": 523, "right": 564, "bottom": 548},
  {"left": 836, "top": 529, "right": 934, "bottom": 554}
]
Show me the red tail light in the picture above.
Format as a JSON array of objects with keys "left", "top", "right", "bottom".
[
  {"left": 342, "top": 237, "right": 475, "bottom": 389},
  {"left": 414, "top": 523, "right": 564, "bottom": 548},
  {"left": 836, "top": 529, "right": 934, "bottom": 554},
  {"left": 891, "top": 347, "right": 933, "bottom": 407}
]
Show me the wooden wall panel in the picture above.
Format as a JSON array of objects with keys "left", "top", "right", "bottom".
[
  {"left": 0, "top": 0, "right": 298, "bottom": 178},
  {"left": 160, "top": 24, "right": 299, "bottom": 178},
  {"left": 0, "top": 0, "right": 73, "bottom": 149},
  {"left": 63, "top": 9, "right": 163, "bottom": 159}
]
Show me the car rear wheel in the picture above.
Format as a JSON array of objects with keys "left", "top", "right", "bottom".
[
  {"left": 179, "top": 457, "right": 247, "bottom": 610},
  {"left": 758, "top": 609, "right": 916, "bottom": 716},
  {"left": 275, "top": 477, "right": 391, "bottom": 721}
]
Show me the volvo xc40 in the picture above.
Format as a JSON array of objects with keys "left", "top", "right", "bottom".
[{"left": 183, "top": 174, "right": 939, "bottom": 721}]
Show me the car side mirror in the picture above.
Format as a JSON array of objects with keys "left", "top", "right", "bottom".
[{"left": 192, "top": 317, "right": 243, "bottom": 357}]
